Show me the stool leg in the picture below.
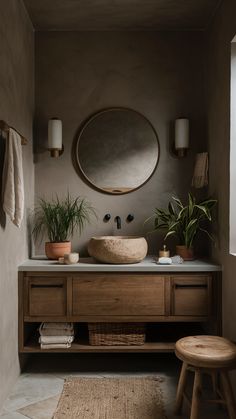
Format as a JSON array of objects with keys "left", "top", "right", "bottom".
[
  {"left": 211, "top": 371, "right": 218, "bottom": 396},
  {"left": 211, "top": 371, "right": 225, "bottom": 410},
  {"left": 175, "top": 362, "right": 188, "bottom": 414},
  {"left": 221, "top": 371, "right": 236, "bottom": 419},
  {"left": 190, "top": 370, "right": 202, "bottom": 419}
]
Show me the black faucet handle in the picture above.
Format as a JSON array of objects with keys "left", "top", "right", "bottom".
[
  {"left": 104, "top": 213, "right": 111, "bottom": 222},
  {"left": 127, "top": 214, "right": 134, "bottom": 222}
]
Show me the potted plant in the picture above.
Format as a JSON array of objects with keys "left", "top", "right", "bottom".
[
  {"left": 146, "top": 193, "right": 217, "bottom": 260},
  {"left": 32, "top": 194, "right": 96, "bottom": 259}
]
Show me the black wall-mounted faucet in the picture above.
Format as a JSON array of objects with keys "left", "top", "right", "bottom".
[{"left": 115, "top": 216, "right": 121, "bottom": 229}]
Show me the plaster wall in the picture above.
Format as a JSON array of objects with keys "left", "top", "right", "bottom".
[
  {"left": 0, "top": 0, "right": 34, "bottom": 408},
  {"left": 206, "top": 0, "right": 236, "bottom": 389},
  {"left": 34, "top": 31, "right": 207, "bottom": 256}
]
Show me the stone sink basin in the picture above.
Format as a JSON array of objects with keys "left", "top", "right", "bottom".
[{"left": 88, "top": 236, "right": 148, "bottom": 264}]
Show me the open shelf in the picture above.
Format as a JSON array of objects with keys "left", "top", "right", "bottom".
[
  {"left": 22, "top": 338, "right": 175, "bottom": 353},
  {"left": 20, "top": 322, "right": 206, "bottom": 354}
]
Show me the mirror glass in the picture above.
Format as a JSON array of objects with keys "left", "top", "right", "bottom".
[{"left": 75, "top": 108, "right": 159, "bottom": 194}]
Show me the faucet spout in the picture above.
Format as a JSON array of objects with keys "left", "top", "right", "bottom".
[{"left": 115, "top": 216, "right": 121, "bottom": 229}]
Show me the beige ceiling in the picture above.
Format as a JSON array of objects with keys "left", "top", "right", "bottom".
[{"left": 23, "top": 0, "right": 221, "bottom": 31}]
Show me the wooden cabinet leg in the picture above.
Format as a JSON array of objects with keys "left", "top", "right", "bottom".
[
  {"left": 190, "top": 370, "right": 202, "bottom": 419},
  {"left": 175, "top": 362, "right": 188, "bottom": 415},
  {"left": 221, "top": 371, "right": 236, "bottom": 419}
]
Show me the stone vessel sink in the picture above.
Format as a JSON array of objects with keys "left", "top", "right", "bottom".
[{"left": 88, "top": 236, "right": 148, "bottom": 264}]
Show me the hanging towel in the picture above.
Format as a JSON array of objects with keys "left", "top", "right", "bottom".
[
  {"left": 2, "top": 128, "right": 24, "bottom": 227},
  {"left": 192, "top": 152, "right": 209, "bottom": 189}
]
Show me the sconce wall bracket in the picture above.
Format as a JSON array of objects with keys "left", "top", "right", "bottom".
[{"left": 48, "top": 144, "right": 64, "bottom": 158}]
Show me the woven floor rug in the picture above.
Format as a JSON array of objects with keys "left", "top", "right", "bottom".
[{"left": 53, "top": 377, "right": 167, "bottom": 419}]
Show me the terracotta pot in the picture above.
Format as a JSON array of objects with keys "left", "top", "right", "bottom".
[
  {"left": 176, "top": 245, "right": 194, "bottom": 261},
  {"left": 45, "top": 241, "right": 71, "bottom": 260}
]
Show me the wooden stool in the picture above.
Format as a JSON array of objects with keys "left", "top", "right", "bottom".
[{"left": 175, "top": 335, "right": 236, "bottom": 419}]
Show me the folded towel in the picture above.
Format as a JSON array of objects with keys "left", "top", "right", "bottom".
[
  {"left": 39, "top": 323, "right": 75, "bottom": 337},
  {"left": 40, "top": 322, "right": 74, "bottom": 331},
  {"left": 192, "top": 152, "right": 208, "bottom": 189},
  {"left": 39, "top": 328, "right": 74, "bottom": 337},
  {"left": 39, "top": 335, "right": 74, "bottom": 344},
  {"left": 40, "top": 343, "right": 72, "bottom": 349},
  {"left": 2, "top": 128, "right": 24, "bottom": 227}
]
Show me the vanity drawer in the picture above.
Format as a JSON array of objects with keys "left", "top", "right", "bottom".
[
  {"left": 72, "top": 274, "right": 165, "bottom": 316},
  {"left": 27, "top": 278, "right": 66, "bottom": 316},
  {"left": 171, "top": 275, "right": 211, "bottom": 317}
]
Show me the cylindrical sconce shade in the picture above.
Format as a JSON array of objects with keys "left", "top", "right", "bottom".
[
  {"left": 175, "top": 118, "right": 189, "bottom": 157},
  {"left": 48, "top": 118, "right": 62, "bottom": 157}
]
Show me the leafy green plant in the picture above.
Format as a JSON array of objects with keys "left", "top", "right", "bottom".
[
  {"left": 32, "top": 194, "right": 96, "bottom": 243},
  {"left": 146, "top": 193, "right": 217, "bottom": 248}
]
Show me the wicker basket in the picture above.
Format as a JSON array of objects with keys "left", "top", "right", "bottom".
[{"left": 88, "top": 323, "right": 146, "bottom": 346}]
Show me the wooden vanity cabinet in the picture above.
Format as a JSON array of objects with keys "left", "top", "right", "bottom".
[
  {"left": 27, "top": 277, "right": 67, "bottom": 317},
  {"left": 72, "top": 274, "right": 165, "bottom": 317},
  {"left": 170, "top": 275, "right": 212, "bottom": 317},
  {"left": 19, "top": 270, "right": 221, "bottom": 353}
]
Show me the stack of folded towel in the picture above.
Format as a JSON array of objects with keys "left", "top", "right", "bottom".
[{"left": 39, "top": 323, "right": 75, "bottom": 349}]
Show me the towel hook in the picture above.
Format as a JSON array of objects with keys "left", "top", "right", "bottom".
[{"left": 0, "top": 120, "right": 28, "bottom": 145}]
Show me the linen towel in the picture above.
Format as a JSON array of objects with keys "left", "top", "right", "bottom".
[
  {"left": 192, "top": 152, "right": 208, "bottom": 188},
  {"left": 40, "top": 322, "right": 74, "bottom": 331},
  {"left": 40, "top": 343, "right": 72, "bottom": 349},
  {"left": 39, "top": 328, "right": 75, "bottom": 337},
  {"left": 39, "top": 335, "right": 74, "bottom": 344},
  {"left": 39, "top": 322, "right": 74, "bottom": 336},
  {"left": 2, "top": 128, "right": 24, "bottom": 227}
]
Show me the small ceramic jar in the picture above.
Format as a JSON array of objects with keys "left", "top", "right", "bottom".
[{"left": 64, "top": 253, "right": 79, "bottom": 264}]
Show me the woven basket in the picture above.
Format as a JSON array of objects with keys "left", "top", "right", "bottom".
[{"left": 88, "top": 323, "right": 146, "bottom": 346}]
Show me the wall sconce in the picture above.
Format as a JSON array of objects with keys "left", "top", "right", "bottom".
[
  {"left": 48, "top": 118, "right": 63, "bottom": 158},
  {"left": 174, "top": 118, "right": 189, "bottom": 158}
]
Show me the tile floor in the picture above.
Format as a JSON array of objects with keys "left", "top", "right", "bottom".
[{"left": 0, "top": 354, "right": 229, "bottom": 418}]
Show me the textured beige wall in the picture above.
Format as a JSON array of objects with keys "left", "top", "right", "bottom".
[
  {"left": 23, "top": 0, "right": 219, "bottom": 31},
  {"left": 34, "top": 31, "right": 207, "bottom": 256},
  {"left": 206, "top": 0, "right": 236, "bottom": 389},
  {"left": 0, "top": 0, "right": 34, "bottom": 408}
]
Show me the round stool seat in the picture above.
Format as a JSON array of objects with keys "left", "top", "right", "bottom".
[{"left": 175, "top": 335, "right": 236, "bottom": 369}]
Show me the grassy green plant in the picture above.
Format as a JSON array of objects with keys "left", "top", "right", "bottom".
[
  {"left": 32, "top": 194, "right": 96, "bottom": 243},
  {"left": 146, "top": 193, "right": 217, "bottom": 248}
]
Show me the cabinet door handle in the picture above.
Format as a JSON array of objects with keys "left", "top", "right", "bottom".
[
  {"left": 30, "top": 284, "right": 63, "bottom": 289},
  {"left": 174, "top": 284, "right": 207, "bottom": 289}
]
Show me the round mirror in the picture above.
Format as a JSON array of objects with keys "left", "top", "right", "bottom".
[{"left": 75, "top": 108, "right": 159, "bottom": 194}]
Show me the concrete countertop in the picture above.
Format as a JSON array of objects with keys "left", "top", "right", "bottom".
[{"left": 18, "top": 256, "right": 221, "bottom": 272}]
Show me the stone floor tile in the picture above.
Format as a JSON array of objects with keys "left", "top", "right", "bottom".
[
  {"left": 17, "top": 395, "right": 60, "bottom": 419},
  {"left": 0, "top": 411, "right": 28, "bottom": 418},
  {"left": 3, "top": 374, "right": 63, "bottom": 412}
]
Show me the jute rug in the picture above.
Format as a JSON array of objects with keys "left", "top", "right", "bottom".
[{"left": 53, "top": 377, "right": 167, "bottom": 419}]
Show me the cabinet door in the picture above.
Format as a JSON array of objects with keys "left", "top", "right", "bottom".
[
  {"left": 28, "top": 277, "right": 66, "bottom": 316},
  {"left": 72, "top": 274, "right": 165, "bottom": 316},
  {"left": 171, "top": 275, "right": 211, "bottom": 317}
]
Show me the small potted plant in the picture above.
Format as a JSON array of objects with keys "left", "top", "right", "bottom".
[
  {"left": 146, "top": 193, "right": 217, "bottom": 260},
  {"left": 32, "top": 194, "right": 96, "bottom": 259}
]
